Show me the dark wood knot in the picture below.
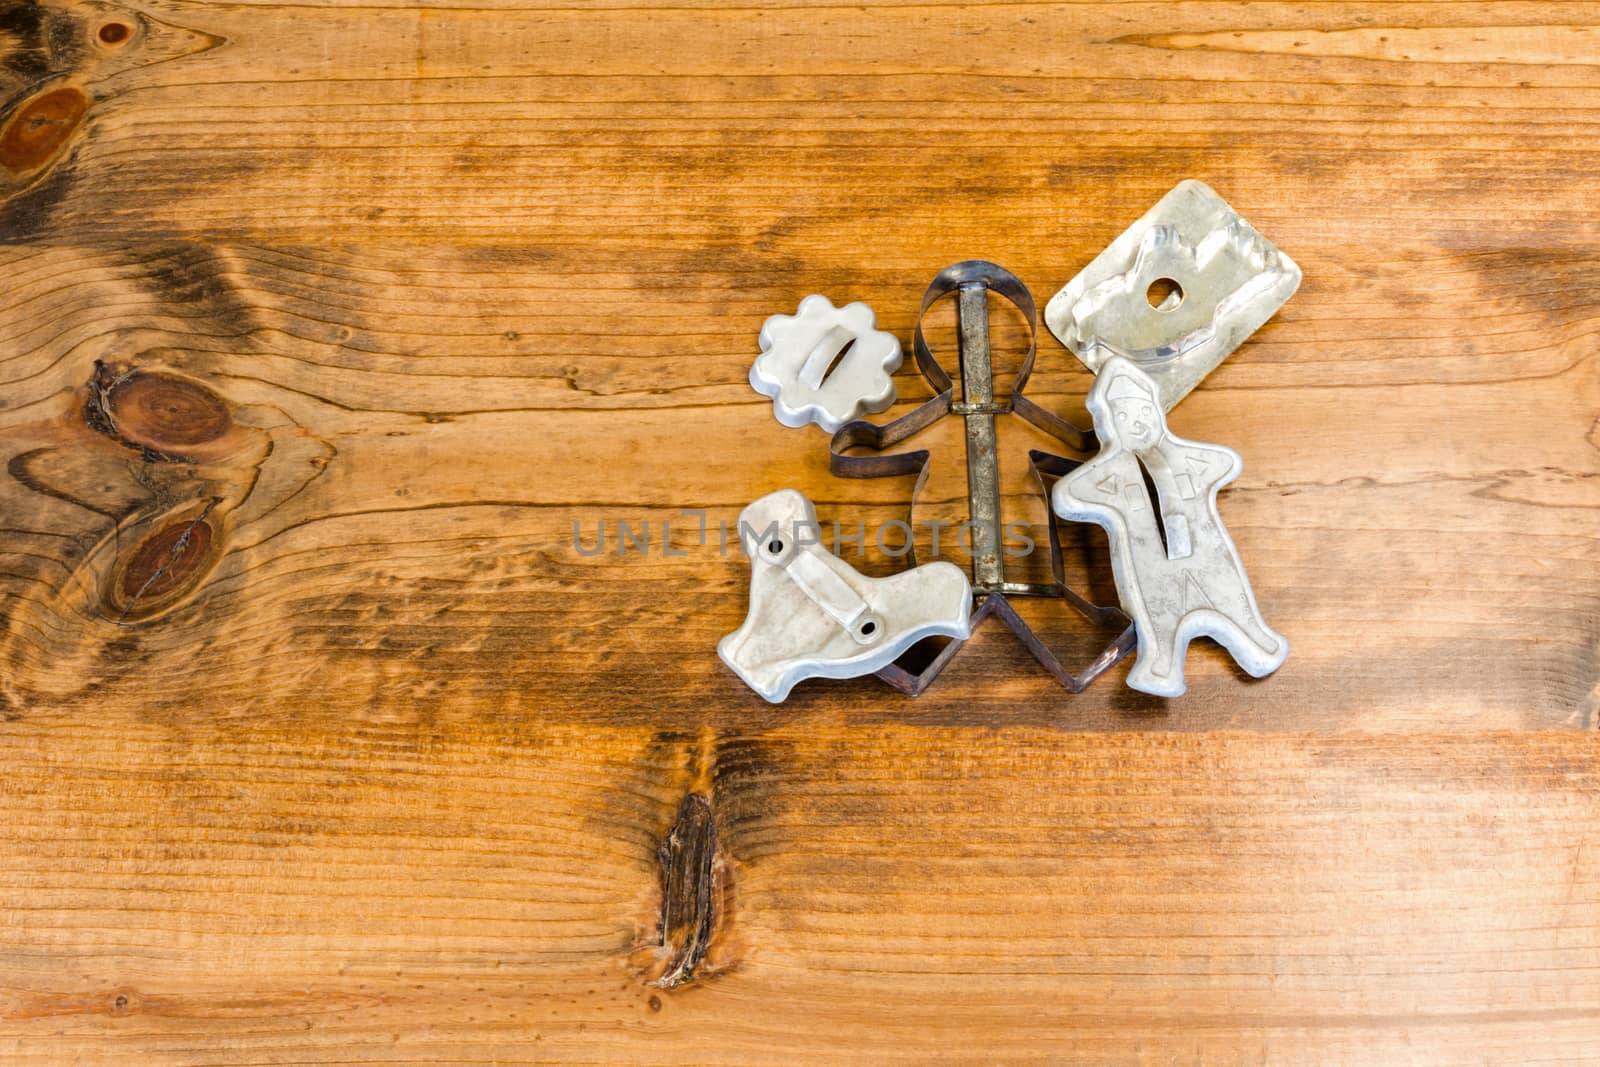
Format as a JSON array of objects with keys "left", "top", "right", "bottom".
[
  {"left": 109, "top": 506, "right": 223, "bottom": 622},
  {"left": 0, "top": 86, "right": 88, "bottom": 177},
  {"left": 104, "top": 372, "right": 233, "bottom": 452}
]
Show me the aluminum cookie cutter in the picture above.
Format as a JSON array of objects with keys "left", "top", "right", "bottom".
[
  {"left": 1045, "top": 180, "right": 1300, "bottom": 410},
  {"left": 1051, "top": 357, "right": 1288, "bottom": 697},
  {"left": 719, "top": 488, "right": 972, "bottom": 703},
  {"left": 750, "top": 295, "right": 902, "bottom": 432},
  {"left": 829, "top": 261, "right": 1135, "bottom": 695}
]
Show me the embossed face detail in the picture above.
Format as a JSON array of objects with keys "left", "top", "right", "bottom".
[
  {"left": 1112, "top": 396, "right": 1159, "bottom": 449},
  {"left": 1104, "top": 369, "right": 1162, "bottom": 450}
]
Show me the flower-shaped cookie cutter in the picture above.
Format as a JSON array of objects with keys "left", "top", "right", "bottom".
[{"left": 750, "top": 295, "right": 903, "bottom": 432}]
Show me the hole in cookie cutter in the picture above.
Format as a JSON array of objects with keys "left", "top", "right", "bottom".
[{"left": 828, "top": 260, "right": 1136, "bottom": 695}]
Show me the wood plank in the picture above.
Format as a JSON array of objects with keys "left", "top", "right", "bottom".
[
  {"left": 0, "top": 239, "right": 1590, "bottom": 729},
  {"left": 3, "top": 3, "right": 1600, "bottom": 245},
  {"left": 0, "top": 725, "right": 1598, "bottom": 1064},
  {"left": 0, "top": 0, "right": 1597, "bottom": 1060}
]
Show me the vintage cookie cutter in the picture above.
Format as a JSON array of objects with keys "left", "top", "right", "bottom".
[
  {"left": 829, "top": 261, "right": 1135, "bottom": 695},
  {"left": 1044, "top": 180, "right": 1300, "bottom": 410},
  {"left": 719, "top": 488, "right": 972, "bottom": 703},
  {"left": 1051, "top": 357, "right": 1288, "bottom": 697},
  {"left": 750, "top": 295, "right": 902, "bottom": 432}
]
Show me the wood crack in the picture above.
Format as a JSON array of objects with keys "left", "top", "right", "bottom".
[{"left": 651, "top": 792, "right": 718, "bottom": 989}]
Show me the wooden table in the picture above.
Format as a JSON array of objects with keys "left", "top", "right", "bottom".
[{"left": 1, "top": 0, "right": 1597, "bottom": 1062}]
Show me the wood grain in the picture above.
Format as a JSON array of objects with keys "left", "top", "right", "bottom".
[
  {"left": 0, "top": 240, "right": 1591, "bottom": 730},
  {"left": 2, "top": 724, "right": 1600, "bottom": 1063},
  {"left": 0, "top": 0, "right": 1596, "bottom": 1060}
]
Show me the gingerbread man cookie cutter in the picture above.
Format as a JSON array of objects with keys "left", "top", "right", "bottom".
[{"left": 828, "top": 261, "right": 1136, "bottom": 695}]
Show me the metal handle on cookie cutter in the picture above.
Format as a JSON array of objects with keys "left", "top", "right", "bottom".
[{"left": 827, "top": 260, "right": 1137, "bottom": 695}]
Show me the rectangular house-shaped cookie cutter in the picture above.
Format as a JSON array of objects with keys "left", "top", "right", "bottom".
[{"left": 1044, "top": 180, "right": 1300, "bottom": 410}]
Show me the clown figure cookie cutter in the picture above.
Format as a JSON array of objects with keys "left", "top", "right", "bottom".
[{"left": 1051, "top": 357, "right": 1288, "bottom": 697}]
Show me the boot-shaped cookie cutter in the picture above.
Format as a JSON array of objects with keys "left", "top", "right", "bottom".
[
  {"left": 719, "top": 488, "right": 973, "bottom": 703},
  {"left": 829, "top": 261, "right": 1136, "bottom": 694}
]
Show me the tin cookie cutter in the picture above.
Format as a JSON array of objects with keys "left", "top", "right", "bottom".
[
  {"left": 829, "top": 260, "right": 1136, "bottom": 695},
  {"left": 750, "top": 295, "right": 902, "bottom": 432},
  {"left": 719, "top": 488, "right": 973, "bottom": 703},
  {"left": 1052, "top": 357, "right": 1289, "bottom": 696},
  {"left": 1045, "top": 179, "right": 1300, "bottom": 410}
]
